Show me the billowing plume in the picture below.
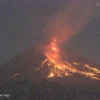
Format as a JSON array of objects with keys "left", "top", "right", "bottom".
[{"left": 44, "top": 0, "right": 98, "bottom": 44}]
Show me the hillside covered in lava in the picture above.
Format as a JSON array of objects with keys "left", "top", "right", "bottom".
[
  {"left": 0, "top": 44, "right": 100, "bottom": 81},
  {"left": 0, "top": 45, "right": 100, "bottom": 100}
]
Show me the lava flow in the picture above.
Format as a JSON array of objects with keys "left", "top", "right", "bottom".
[{"left": 36, "top": 39, "right": 100, "bottom": 80}]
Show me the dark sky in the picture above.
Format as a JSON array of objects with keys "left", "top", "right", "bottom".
[{"left": 0, "top": 0, "right": 100, "bottom": 65}]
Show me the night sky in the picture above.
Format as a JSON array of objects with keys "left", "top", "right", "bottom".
[{"left": 0, "top": 0, "right": 100, "bottom": 65}]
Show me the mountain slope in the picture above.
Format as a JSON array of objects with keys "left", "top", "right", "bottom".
[
  {"left": 0, "top": 45, "right": 100, "bottom": 82},
  {"left": 0, "top": 45, "right": 100, "bottom": 100}
]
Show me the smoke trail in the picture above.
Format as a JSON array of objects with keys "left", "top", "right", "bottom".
[{"left": 44, "top": 0, "right": 98, "bottom": 45}]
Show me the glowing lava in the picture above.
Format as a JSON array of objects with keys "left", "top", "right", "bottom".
[{"left": 36, "top": 39, "right": 100, "bottom": 80}]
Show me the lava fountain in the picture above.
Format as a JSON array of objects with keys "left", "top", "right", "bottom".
[
  {"left": 35, "top": 0, "right": 99, "bottom": 80},
  {"left": 36, "top": 39, "right": 100, "bottom": 80}
]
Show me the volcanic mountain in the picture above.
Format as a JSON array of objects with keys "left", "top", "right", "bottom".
[{"left": 0, "top": 45, "right": 100, "bottom": 100}]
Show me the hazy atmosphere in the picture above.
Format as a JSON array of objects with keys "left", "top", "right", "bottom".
[
  {"left": 0, "top": 1, "right": 100, "bottom": 100},
  {"left": 0, "top": 0, "right": 100, "bottom": 65}
]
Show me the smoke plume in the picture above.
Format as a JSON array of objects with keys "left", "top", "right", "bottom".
[{"left": 44, "top": 0, "right": 98, "bottom": 45}]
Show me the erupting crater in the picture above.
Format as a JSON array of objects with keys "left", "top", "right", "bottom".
[{"left": 36, "top": 39, "right": 100, "bottom": 80}]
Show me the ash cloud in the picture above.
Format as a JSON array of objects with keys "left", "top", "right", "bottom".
[{"left": 44, "top": 0, "right": 98, "bottom": 45}]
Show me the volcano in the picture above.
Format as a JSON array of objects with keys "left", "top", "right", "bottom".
[{"left": 0, "top": 44, "right": 100, "bottom": 100}]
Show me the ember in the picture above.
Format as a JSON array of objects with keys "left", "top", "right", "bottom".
[{"left": 36, "top": 39, "right": 100, "bottom": 80}]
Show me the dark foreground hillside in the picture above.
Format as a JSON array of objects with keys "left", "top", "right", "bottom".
[{"left": 0, "top": 79, "right": 100, "bottom": 100}]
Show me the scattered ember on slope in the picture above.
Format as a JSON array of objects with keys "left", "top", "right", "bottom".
[{"left": 36, "top": 39, "right": 100, "bottom": 80}]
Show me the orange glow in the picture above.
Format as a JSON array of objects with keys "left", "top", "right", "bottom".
[
  {"left": 36, "top": 0, "right": 98, "bottom": 80},
  {"left": 48, "top": 72, "right": 55, "bottom": 78},
  {"left": 37, "top": 39, "right": 100, "bottom": 80},
  {"left": 12, "top": 73, "right": 21, "bottom": 78}
]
